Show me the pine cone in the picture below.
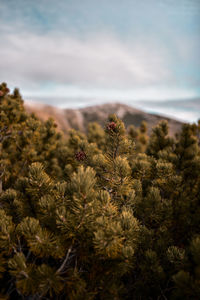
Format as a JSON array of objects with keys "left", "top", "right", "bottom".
[
  {"left": 107, "top": 121, "right": 117, "bottom": 132},
  {"left": 75, "top": 151, "right": 86, "bottom": 161}
]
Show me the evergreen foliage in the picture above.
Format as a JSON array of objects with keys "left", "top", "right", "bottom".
[{"left": 0, "top": 83, "right": 200, "bottom": 299}]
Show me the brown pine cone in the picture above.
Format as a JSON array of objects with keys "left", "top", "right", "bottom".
[{"left": 75, "top": 151, "right": 86, "bottom": 161}]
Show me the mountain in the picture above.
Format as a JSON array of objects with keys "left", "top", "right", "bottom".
[
  {"left": 24, "top": 101, "right": 183, "bottom": 135},
  {"left": 131, "top": 98, "right": 200, "bottom": 123}
]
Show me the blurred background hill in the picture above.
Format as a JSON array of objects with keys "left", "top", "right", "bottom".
[{"left": 25, "top": 101, "right": 183, "bottom": 135}]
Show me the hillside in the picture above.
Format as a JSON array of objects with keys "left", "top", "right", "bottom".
[{"left": 25, "top": 101, "right": 183, "bottom": 135}]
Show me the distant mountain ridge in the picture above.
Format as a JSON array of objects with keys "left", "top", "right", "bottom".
[
  {"left": 25, "top": 101, "right": 183, "bottom": 135},
  {"left": 132, "top": 98, "right": 200, "bottom": 123}
]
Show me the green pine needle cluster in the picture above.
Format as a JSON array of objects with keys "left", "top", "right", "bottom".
[{"left": 1, "top": 83, "right": 200, "bottom": 299}]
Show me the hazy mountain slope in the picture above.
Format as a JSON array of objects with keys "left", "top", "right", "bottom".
[
  {"left": 78, "top": 103, "right": 183, "bottom": 135},
  {"left": 24, "top": 101, "right": 183, "bottom": 135},
  {"left": 25, "top": 102, "right": 71, "bottom": 132},
  {"left": 132, "top": 98, "right": 200, "bottom": 123}
]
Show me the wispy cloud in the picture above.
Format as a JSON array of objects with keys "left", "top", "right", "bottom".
[
  {"left": 0, "top": 29, "right": 182, "bottom": 91},
  {"left": 0, "top": 0, "right": 199, "bottom": 101}
]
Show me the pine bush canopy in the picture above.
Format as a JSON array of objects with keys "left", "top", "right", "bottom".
[{"left": 0, "top": 82, "right": 200, "bottom": 299}]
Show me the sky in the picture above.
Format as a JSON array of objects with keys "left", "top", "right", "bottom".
[{"left": 0, "top": 0, "right": 200, "bottom": 121}]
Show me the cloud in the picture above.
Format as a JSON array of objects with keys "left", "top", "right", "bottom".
[
  {"left": 0, "top": 30, "right": 173, "bottom": 91},
  {"left": 0, "top": 0, "right": 199, "bottom": 100}
]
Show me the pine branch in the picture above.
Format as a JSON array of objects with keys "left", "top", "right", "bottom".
[
  {"left": 113, "top": 136, "right": 120, "bottom": 159},
  {"left": 56, "top": 245, "right": 73, "bottom": 274}
]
